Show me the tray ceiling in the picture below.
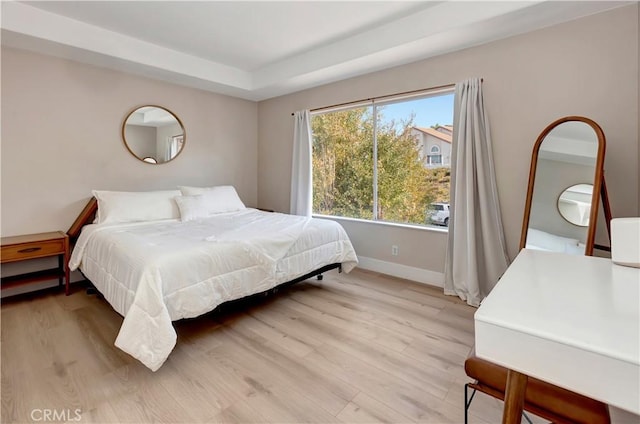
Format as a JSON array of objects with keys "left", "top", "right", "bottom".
[{"left": 1, "top": 1, "right": 630, "bottom": 101}]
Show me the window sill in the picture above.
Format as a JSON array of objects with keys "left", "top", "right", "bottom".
[{"left": 312, "top": 214, "right": 449, "bottom": 234}]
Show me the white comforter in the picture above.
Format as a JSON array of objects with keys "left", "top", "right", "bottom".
[{"left": 69, "top": 209, "right": 358, "bottom": 371}]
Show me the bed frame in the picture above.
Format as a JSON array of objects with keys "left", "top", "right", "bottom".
[
  {"left": 67, "top": 197, "right": 98, "bottom": 246},
  {"left": 67, "top": 197, "right": 342, "bottom": 294}
]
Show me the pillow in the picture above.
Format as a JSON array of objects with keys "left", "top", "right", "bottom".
[
  {"left": 92, "top": 190, "right": 181, "bottom": 224},
  {"left": 564, "top": 242, "right": 586, "bottom": 255},
  {"left": 526, "top": 228, "right": 580, "bottom": 252},
  {"left": 175, "top": 187, "right": 246, "bottom": 221},
  {"left": 174, "top": 195, "right": 210, "bottom": 222},
  {"left": 178, "top": 185, "right": 246, "bottom": 209},
  {"left": 177, "top": 184, "right": 222, "bottom": 196}
]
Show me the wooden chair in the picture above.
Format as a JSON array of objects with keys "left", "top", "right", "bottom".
[{"left": 464, "top": 349, "right": 611, "bottom": 424}]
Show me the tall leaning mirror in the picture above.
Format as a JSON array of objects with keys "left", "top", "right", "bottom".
[
  {"left": 520, "top": 116, "right": 607, "bottom": 256},
  {"left": 122, "top": 105, "right": 185, "bottom": 164}
]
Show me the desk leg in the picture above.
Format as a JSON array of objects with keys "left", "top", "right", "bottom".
[{"left": 503, "top": 369, "right": 528, "bottom": 424}]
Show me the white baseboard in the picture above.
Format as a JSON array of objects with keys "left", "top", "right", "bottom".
[{"left": 356, "top": 256, "right": 444, "bottom": 288}]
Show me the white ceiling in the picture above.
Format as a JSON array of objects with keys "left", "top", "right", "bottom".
[{"left": 1, "top": 1, "right": 631, "bottom": 101}]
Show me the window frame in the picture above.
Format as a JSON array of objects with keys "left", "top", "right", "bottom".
[{"left": 310, "top": 87, "right": 454, "bottom": 228}]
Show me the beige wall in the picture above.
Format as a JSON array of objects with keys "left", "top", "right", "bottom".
[
  {"left": 1, "top": 5, "right": 637, "bottom": 282},
  {"left": 257, "top": 5, "right": 639, "bottom": 274},
  {"left": 1, "top": 47, "right": 258, "bottom": 237}
]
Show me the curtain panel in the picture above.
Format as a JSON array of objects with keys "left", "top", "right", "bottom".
[
  {"left": 290, "top": 110, "right": 313, "bottom": 217},
  {"left": 444, "top": 78, "right": 510, "bottom": 307}
]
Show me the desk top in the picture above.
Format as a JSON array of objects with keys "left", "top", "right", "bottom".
[{"left": 475, "top": 249, "right": 640, "bottom": 413}]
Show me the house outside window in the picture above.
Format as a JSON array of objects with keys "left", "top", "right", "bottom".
[
  {"left": 311, "top": 90, "right": 453, "bottom": 227},
  {"left": 412, "top": 126, "right": 452, "bottom": 168}
]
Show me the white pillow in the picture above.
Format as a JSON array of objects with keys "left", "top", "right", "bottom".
[
  {"left": 92, "top": 190, "right": 181, "bottom": 224},
  {"left": 526, "top": 228, "right": 580, "bottom": 252},
  {"left": 178, "top": 185, "right": 245, "bottom": 208},
  {"left": 175, "top": 187, "right": 246, "bottom": 221},
  {"left": 174, "top": 195, "right": 210, "bottom": 222},
  {"left": 178, "top": 185, "right": 212, "bottom": 196},
  {"left": 177, "top": 185, "right": 219, "bottom": 196},
  {"left": 564, "top": 242, "right": 586, "bottom": 255}
]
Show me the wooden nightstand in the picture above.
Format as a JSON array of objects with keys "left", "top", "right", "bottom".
[{"left": 1, "top": 231, "right": 71, "bottom": 295}]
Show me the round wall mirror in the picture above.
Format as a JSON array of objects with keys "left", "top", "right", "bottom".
[
  {"left": 557, "top": 183, "right": 593, "bottom": 227},
  {"left": 122, "top": 105, "right": 185, "bottom": 164}
]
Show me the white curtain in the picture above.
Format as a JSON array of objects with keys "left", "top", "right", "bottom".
[
  {"left": 290, "top": 110, "right": 313, "bottom": 217},
  {"left": 166, "top": 138, "right": 177, "bottom": 161},
  {"left": 444, "top": 78, "right": 510, "bottom": 307}
]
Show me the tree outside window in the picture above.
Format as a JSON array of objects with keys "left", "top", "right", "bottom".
[{"left": 311, "top": 91, "right": 453, "bottom": 227}]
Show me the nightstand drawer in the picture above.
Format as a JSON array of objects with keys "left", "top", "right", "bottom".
[{"left": 1, "top": 239, "right": 65, "bottom": 263}]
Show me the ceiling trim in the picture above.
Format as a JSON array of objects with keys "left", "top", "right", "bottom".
[{"left": 1, "top": 1, "right": 632, "bottom": 101}]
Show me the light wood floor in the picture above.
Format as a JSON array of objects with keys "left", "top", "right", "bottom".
[{"left": 1, "top": 268, "right": 541, "bottom": 423}]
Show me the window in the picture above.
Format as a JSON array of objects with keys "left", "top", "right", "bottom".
[
  {"left": 311, "top": 89, "right": 454, "bottom": 227},
  {"left": 427, "top": 155, "right": 442, "bottom": 165},
  {"left": 427, "top": 145, "right": 442, "bottom": 165}
]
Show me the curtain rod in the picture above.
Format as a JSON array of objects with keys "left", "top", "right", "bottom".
[{"left": 290, "top": 80, "right": 482, "bottom": 116}]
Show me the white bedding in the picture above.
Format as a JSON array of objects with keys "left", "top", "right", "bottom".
[
  {"left": 69, "top": 209, "right": 358, "bottom": 371},
  {"left": 525, "top": 227, "right": 585, "bottom": 254}
]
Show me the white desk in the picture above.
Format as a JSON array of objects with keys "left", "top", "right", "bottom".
[{"left": 475, "top": 249, "right": 640, "bottom": 421}]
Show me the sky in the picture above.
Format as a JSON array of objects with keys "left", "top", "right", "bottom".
[{"left": 379, "top": 93, "right": 454, "bottom": 129}]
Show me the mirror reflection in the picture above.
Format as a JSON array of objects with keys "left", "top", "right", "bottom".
[
  {"left": 142, "top": 157, "right": 158, "bottom": 164},
  {"left": 524, "top": 119, "right": 601, "bottom": 255},
  {"left": 122, "top": 106, "right": 185, "bottom": 164},
  {"left": 558, "top": 184, "right": 593, "bottom": 227}
]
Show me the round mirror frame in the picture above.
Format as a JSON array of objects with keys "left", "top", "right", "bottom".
[
  {"left": 557, "top": 183, "right": 594, "bottom": 227},
  {"left": 121, "top": 105, "right": 186, "bottom": 164},
  {"left": 520, "top": 116, "right": 606, "bottom": 256}
]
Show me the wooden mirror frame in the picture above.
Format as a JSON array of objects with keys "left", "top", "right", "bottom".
[{"left": 520, "top": 116, "right": 607, "bottom": 256}]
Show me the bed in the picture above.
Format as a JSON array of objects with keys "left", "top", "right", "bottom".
[
  {"left": 525, "top": 227, "right": 586, "bottom": 255},
  {"left": 67, "top": 188, "right": 358, "bottom": 371}
]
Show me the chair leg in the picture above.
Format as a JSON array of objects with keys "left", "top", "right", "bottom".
[
  {"left": 465, "top": 383, "right": 477, "bottom": 424},
  {"left": 465, "top": 383, "right": 469, "bottom": 424},
  {"left": 465, "top": 383, "right": 535, "bottom": 424}
]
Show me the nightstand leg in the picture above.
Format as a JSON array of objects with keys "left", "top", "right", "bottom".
[
  {"left": 58, "top": 255, "right": 64, "bottom": 287},
  {"left": 64, "top": 236, "right": 70, "bottom": 295}
]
